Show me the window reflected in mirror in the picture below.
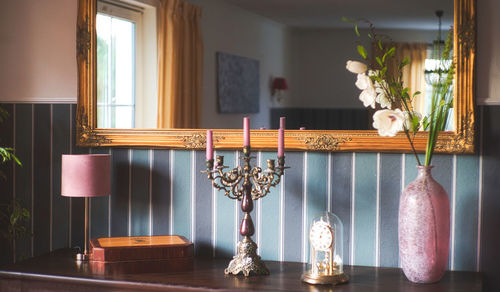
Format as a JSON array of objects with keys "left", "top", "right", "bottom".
[{"left": 96, "top": 0, "right": 158, "bottom": 129}]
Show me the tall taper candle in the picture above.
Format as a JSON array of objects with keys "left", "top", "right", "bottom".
[
  {"left": 206, "top": 130, "right": 213, "bottom": 160},
  {"left": 278, "top": 128, "right": 284, "bottom": 158},
  {"left": 243, "top": 117, "right": 250, "bottom": 147},
  {"left": 280, "top": 117, "right": 286, "bottom": 129}
]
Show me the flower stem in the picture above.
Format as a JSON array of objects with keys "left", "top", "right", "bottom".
[{"left": 404, "top": 129, "right": 421, "bottom": 166}]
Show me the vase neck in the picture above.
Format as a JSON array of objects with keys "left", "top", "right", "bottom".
[{"left": 416, "top": 165, "right": 434, "bottom": 178}]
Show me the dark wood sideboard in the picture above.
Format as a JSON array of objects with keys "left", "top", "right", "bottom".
[{"left": 0, "top": 249, "right": 482, "bottom": 292}]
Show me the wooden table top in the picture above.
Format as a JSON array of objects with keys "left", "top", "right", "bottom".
[{"left": 0, "top": 249, "right": 483, "bottom": 292}]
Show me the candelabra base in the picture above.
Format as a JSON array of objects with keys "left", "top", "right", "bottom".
[{"left": 224, "top": 236, "right": 269, "bottom": 276}]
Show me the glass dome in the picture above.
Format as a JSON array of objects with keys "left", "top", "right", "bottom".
[{"left": 301, "top": 211, "right": 349, "bottom": 285}]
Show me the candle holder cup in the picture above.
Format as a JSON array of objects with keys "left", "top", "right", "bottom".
[{"left": 203, "top": 146, "right": 288, "bottom": 276}]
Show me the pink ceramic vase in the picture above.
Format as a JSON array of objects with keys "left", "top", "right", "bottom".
[{"left": 398, "top": 165, "right": 450, "bottom": 283}]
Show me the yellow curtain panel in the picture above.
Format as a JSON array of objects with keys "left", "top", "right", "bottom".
[{"left": 157, "top": 0, "right": 203, "bottom": 128}]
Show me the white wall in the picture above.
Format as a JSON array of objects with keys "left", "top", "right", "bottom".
[
  {"left": 187, "top": 0, "right": 291, "bottom": 129},
  {"left": 477, "top": 0, "right": 500, "bottom": 104},
  {"left": 288, "top": 28, "right": 438, "bottom": 109},
  {"left": 0, "top": 0, "right": 77, "bottom": 103}
]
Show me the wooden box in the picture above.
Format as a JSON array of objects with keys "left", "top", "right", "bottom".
[{"left": 89, "top": 235, "right": 193, "bottom": 274}]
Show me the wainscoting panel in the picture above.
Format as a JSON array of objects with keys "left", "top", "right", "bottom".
[
  {"left": 13, "top": 104, "right": 33, "bottom": 263},
  {"left": 379, "top": 153, "right": 402, "bottom": 268},
  {"left": 0, "top": 103, "right": 491, "bottom": 275},
  {"left": 258, "top": 151, "right": 281, "bottom": 261},
  {"left": 33, "top": 104, "right": 51, "bottom": 257},
  {"left": 214, "top": 151, "right": 237, "bottom": 259}
]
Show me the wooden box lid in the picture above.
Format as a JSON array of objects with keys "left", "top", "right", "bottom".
[{"left": 90, "top": 235, "right": 193, "bottom": 263}]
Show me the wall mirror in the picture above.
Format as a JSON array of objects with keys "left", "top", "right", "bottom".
[{"left": 77, "top": 0, "right": 475, "bottom": 152}]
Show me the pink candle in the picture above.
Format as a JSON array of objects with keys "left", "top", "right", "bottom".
[
  {"left": 280, "top": 117, "right": 286, "bottom": 129},
  {"left": 300, "top": 127, "right": 306, "bottom": 130},
  {"left": 243, "top": 117, "right": 250, "bottom": 147},
  {"left": 206, "top": 130, "right": 213, "bottom": 160},
  {"left": 278, "top": 128, "right": 284, "bottom": 158}
]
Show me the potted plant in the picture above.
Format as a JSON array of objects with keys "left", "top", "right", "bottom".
[{"left": 0, "top": 106, "right": 30, "bottom": 263}]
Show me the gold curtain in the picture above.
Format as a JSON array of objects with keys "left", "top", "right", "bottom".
[
  {"left": 157, "top": 0, "right": 203, "bottom": 128},
  {"left": 372, "top": 43, "right": 427, "bottom": 113}
]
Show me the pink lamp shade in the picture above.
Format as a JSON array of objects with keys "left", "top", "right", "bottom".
[
  {"left": 272, "top": 77, "right": 288, "bottom": 91},
  {"left": 61, "top": 154, "right": 111, "bottom": 197}
]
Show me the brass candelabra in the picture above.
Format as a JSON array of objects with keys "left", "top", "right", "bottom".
[{"left": 203, "top": 146, "right": 287, "bottom": 276}]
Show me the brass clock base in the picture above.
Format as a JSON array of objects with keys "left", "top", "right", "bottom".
[
  {"left": 224, "top": 236, "right": 269, "bottom": 276},
  {"left": 301, "top": 271, "right": 349, "bottom": 285}
]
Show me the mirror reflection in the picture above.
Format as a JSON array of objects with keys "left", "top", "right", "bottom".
[
  {"left": 97, "top": 0, "right": 158, "bottom": 128},
  {"left": 95, "top": 0, "right": 454, "bottom": 131}
]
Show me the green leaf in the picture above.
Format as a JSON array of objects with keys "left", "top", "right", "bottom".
[
  {"left": 383, "top": 46, "right": 396, "bottom": 62},
  {"left": 381, "top": 67, "right": 388, "bottom": 76},
  {"left": 375, "top": 57, "right": 383, "bottom": 67},
  {"left": 354, "top": 25, "right": 360, "bottom": 37},
  {"left": 412, "top": 116, "right": 420, "bottom": 132},
  {"left": 378, "top": 40, "right": 383, "bottom": 50},
  {"left": 357, "top": 45, "right": 367, "bottom": 59},
  {"left": 341, "top": 16, "right": 357, "bottom": 23},
  {"left": 386, "top": 47, "right": 396, "bottom": 58},
  {"left": 402, "top": 88, "right": 410, "bottom": 99},
  {"left": 390, "top": 86, "right": 397, "bottom": 96},
  {"left": 399, "top": 57, "right": 409, "bottom": 69},
  {"left": 422, "top": 117, "right": 429, "bottom": 130},
  {"left": 413, "top": 91, "right": 421, "bottom": 97}
]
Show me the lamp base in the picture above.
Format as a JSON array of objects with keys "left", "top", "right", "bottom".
[
  {"left": 76, "top": 253, "right": 90, "bottom": 261},
  {"left": 224, "top": 236, "right": 269, "bottom": 276}
]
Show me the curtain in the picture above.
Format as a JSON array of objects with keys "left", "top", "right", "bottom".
[
  {"left": 372, "top": 43, "right": 427, "bottom": 113},
  {"left": 157, "top": 0, "right": 203, "bottom": 128}
]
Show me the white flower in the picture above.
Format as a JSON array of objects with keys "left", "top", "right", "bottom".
[
  {"left": 403, "top": 111, "right": 422, "bottom": 131},
  {"left": 359, "top": 86, "right": 377, "bottom": 109},
  {"left": 355, "top": 73, "right": 373, "bottom": 90},
  {"left": 368, "top": 70, "right": 378, "bottom": 77},
  {"left": 372, "top": 109, "right": 404, "bottom": 136},
  {"left": 346, "top": 60, "right": 368, "bottom": 74},
  {"left": 375, "top": 87, "right": 392, "bottom": 109}
]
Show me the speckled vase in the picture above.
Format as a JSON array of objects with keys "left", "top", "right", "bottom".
[{"left": 398, "top": 165, "right": 450, "bottom": 283}]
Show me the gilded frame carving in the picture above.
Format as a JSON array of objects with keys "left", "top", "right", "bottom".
[{"left": 76, "top": 0, "right": 475, "bottom": 153}]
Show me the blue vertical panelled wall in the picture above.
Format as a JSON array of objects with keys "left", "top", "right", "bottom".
[{"left": 0, "top": 103, "right": 489, "bottom": 275}]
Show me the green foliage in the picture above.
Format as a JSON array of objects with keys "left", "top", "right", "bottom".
[
  {"left": 0, "top": 106, "right": 30, "bottom": 260},
  {"left": 357, "top": 45, "right": 367, "bottom": 59},
  {"left": 0, "top": 200, "right": 31, "bottom": 242},
  {"left": 347, "top": 20, "right": 455, "bottom": 166},
  {"left": 423, "top": 30, "right": 455, "bottom": 166},
  {"left": 0, "top": 107, "right": 8, "bottom": 124}
]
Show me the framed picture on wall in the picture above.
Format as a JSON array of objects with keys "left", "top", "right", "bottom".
[{"left": 217, "top": 52, "right": 260, "bottom": 113}]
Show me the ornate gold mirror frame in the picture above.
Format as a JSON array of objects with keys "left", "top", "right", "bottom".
[{"left": 76, "top": 0, "right": 475, "bottom": 153}]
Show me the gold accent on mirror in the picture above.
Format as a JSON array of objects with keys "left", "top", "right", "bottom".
[
  {"left": 296, "top": 135, "right": 352, "bottom": 151},
  {"left": 177, "top": 134, "right": 225, "bottom": 149},
  {"left": 77, "top": 107, "right": 111, "bottom": 146},
  {"left": 457, "top": 19, "right": 476, "bottom": 56},
  {"left": 435, "top": 112, "right": 475, "bottom": 152},
  {"left": 76, "top": 15, "right": 91, "bottom": 64},
  {"left": 77, "top": 0, "right": 476, "bottom": 153}
]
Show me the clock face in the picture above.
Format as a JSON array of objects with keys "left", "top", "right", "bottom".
[{"left": 309, "top": 220, "right": 333, "bottom": 251}]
